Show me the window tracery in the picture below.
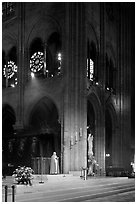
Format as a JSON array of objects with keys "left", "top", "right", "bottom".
[
  {"left": 30, "top": 52, "right": 44, "bottom": 73},
  {"left": 87, "top": 58, "right": 94, "bottom": 81},
  {"left": 3, "top": 61, "right": 17, "bottom": 79}
]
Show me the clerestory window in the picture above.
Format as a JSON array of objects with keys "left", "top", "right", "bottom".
[
  {"left": 87, "top": 58, "right": 94, "bottom": 81},
  {"left": 2, "top": 2, "right": 16, "bottom": 20},
  {"left": 3, "top": 47, "right": 18, "bottom": 88}
]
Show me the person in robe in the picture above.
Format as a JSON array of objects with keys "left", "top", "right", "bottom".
[{"left": 50, "top": 152, "right": 59, "bottom": 174}]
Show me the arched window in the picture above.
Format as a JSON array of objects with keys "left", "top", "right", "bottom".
[
  {"left": 47, "top": 32, "right": 62, "bottom": 77},
  {"left": 87, "top": 58, "right": 94, "bottom": 81},
  {"left": 87, "top": 40, "right": 96, "bottom": 82},
  {"left": 29, "top": 38, "right": 44, "bottom": 78},
  {"left": 29, "top": 33, "right": 62, "bottom": 79},
  {"left": 3, "top": 47, "right": 17, "bottom": 88},
  {"left": 30, "top": 51, "right": 44, "bottom": 73}
]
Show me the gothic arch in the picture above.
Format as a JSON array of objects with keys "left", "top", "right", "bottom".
[
  {"left": 87, "top": 92, "right": 103, "bottom": 119},
  {"left": 87, "top": 92, "right": 103, "bottom": 144},
  {"left": 29, "top": 37, "right": 44, "bottom": 56},
  {"left": 26, "top": 16, "right": 62, "bottom": 80},
  {"left": 106, "top": 102, "right": 117, "bottom": 131},
  {"left": 26, "top": 15, "right": 62, "bottom": 49},
  {"left": 86, "top": 23, "right": 99, "bottom": 81},
  {"left": 28, "top": 96, "right": 59, "bottom": 130},
  {"left": 27, "top": 96, "right": 61, "bottom": 173},
  {"left": 105, "top": 102, "right": 118, "bottom": 168},
  {"left": 87, "top": 92, "right": 105, "bottom": 170},
  {"left": 87, "top": 22, "right": 99, "bottom": 54},
  {"left": 25, "top": 95, "right": 60, "bottom": 128}
]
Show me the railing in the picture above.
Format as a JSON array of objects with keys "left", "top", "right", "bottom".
[
  {"left": 31, "top": 157, "right": 51, "bottom": 174},
  {"left": 3, "top": 185, "right": 15, "bottom": 202}
]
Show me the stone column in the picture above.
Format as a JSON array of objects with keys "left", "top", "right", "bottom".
[
  {"left": 63, "top": 3, "right": 87, "bottom": 173},
  {"left": 14, "top": 3, "right": 25, "bottom": 131},
  {"left": 99, "top": 2, "right": 106, "bottom": 175},
  {"left": 116, "top": 4, "right": 123, "bottom": 168},
  {"left": 119, "top": 4, "right": 132, "bottom": 170},
  {"left": 5, "top": 55, "right": 8, "bottom": 88}
]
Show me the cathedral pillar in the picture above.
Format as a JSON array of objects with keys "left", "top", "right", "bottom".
[
  {"left": 5, "top": 55, "right": 8, "bottom": 88},
  {"left": 63, "top": 3, "right": 87, "bottom": 173},
  {"left": 118, "top": 5, "right": 132, "bottom": 170},
  {"left": 99, "top": 3, "right": 106, "bottom": 175},
  {"left": 14, "top": 3, "right": 25, "bottom": 131}
]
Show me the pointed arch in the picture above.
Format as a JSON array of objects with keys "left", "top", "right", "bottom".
[
  {"left": 87, "top": 92, "right": 105, "bottom": 172},
  {"left": 105, "top": 102, "right": 118, "bottom": 168},
  {"left": 26, "top": 15, "right": 62, "bottom": 48},
  {"left": 25, "top": 95, "right": 60, "bottom": 128},
  {"left": 106, "top": 102, "right": 118, "bottom": 131},
  {"left": 28, "top": 96, "right": 60, "bottom": 132}
]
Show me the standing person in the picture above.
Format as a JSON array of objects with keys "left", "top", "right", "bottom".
[{"left": 50, "top": 152, "right": 59, "bottom": 174}]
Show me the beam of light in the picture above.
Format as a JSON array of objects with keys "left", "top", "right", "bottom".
[{"left": 31, "top": 72, "right": 35, "bottom": 78}]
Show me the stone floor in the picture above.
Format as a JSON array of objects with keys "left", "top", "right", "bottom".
[{"left": 2, "top": 175, "right": 135, "bottom": 202}]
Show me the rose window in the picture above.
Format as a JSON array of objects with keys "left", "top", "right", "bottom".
[
  {"left": 3, "top": 60, "right": 17, "bottom": 79},
  {"left": 30, "top": 52, "right": 44, "bottom": 73}
]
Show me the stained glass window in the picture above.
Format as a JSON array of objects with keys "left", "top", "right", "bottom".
[
  {"left": 2, "top": 2, "right": 15, "bottom": 20},
  {"left": 30, "top": 52, "right": 44, "bottom": 73},
  {"left": 87, "top": 58, "right": 94, "bottom": 81},
  {"left": 3, "top": 61, "right": 17, "bottom": 79},
  {"left": 57, "top": 53, "right": 61, "bottom": 74}
]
